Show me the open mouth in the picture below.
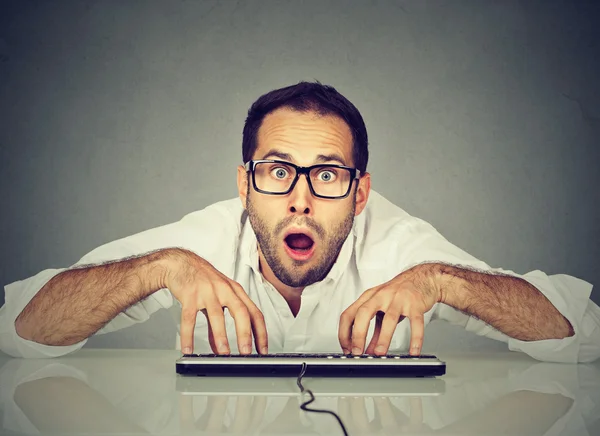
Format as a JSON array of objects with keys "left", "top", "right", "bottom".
[{"left": 283, "top": 232, "right": 316, "bottom": 261}]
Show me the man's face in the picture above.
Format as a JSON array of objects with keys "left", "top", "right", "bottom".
[{"left": 237, "top": 108, "right": 370, "bottom": 288}]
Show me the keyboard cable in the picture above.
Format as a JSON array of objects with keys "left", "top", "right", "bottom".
[{"left": 296, "top": 362, "right": 349, "bottom": 436}]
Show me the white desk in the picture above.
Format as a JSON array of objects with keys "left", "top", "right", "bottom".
[{"left": 0, "top": 349, "right": 598, "bottom": 435}]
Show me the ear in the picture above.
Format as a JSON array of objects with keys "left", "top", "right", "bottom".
[
  {"left": 237, "top": 165, "right": 249, "bottom": 209},
  {"left": 354, "top": 172, "right": 371, "bottom": 216}
]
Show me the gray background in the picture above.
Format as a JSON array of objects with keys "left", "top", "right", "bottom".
[{"left": 1, "top": 0, "right": 598, "bottom": 352}]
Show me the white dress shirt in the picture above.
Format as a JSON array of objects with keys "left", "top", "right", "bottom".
[{"left": 1, "top": 190, "right": 599, "bottom": 362}]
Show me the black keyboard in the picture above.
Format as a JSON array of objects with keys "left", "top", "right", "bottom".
[{"left": 176, "top": 353, "right": 446, "bottom": 377}]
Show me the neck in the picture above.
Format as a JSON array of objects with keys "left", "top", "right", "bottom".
[{"left": 257, "top": 249, "right": 304, "bottom": 316}]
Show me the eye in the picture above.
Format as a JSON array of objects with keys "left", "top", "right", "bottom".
[
  {"left": 317, "top": 169, "right": 337, "bottom": 182},
  {"left": 271, "top": 167, "right": 289, "bottom": 179}
]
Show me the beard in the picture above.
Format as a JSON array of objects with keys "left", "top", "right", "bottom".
[{"left": 246, "top": 190, "right": 356, "bottom": 288}]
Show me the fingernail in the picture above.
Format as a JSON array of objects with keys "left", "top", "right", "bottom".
[
  {"left": 375, "top": 345, "right": 386, "bottom": 354},
  {"left": 342, "top": 348, "right": 350, "bottom": 355},
  {"left": 218, "top": 342, "right": 229, "bottom": 354},
  {"left": 183, "top": 347, "right": 191, "bottom": 354},
  {"left": 242, "top": 344, "right": 251, "bottom": 354},
  {"left": 352, "top": 347, "right": 362, "bottom": 355},
  {"left": 261, "top": 347, "right": 268, "bottom": 355}
]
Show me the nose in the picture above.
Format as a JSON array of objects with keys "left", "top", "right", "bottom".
[{"left": 288, "top": 173, "right": 313, "bottom": 215}]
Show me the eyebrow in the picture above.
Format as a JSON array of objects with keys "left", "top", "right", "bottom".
[{"left": 260, "top": 149, "right": 348, "bottom": 166}]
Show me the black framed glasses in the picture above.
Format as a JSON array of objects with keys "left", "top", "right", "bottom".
[{"left": 244, "top": 159, "right": 361, "bottom": 199}]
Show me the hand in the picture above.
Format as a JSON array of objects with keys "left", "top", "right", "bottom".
[
  {"left": 338, "top": 264, "right": 440, "bottom": 356},
  {"left": 179, "top": 394, "right": 267, "bottom": 434},
  {"left": 338, "top": 396, "right": 431, "bottom": 435},
  {"left": 164, "top": 248, "right": 268, "bottom": 355}
]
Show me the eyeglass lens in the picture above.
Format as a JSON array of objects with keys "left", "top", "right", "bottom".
[{"left": 254, "top": 162, "right": 351, "bottom": 197}]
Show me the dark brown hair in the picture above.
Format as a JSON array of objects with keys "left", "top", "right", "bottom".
[{"left": 242, "top": 80, "right": 369, "bottom": 172}]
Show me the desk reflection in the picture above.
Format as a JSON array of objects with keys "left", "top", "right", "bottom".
[{"left": 0, "top": 350, "right": 598, "bottom": 435}]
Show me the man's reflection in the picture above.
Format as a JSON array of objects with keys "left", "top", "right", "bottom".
[
  {"left": 176, "top": 388, "right": 575, "bottom": 435},
  {"left": 14, "top": 376, "right": 148, "bottom": 434},
  {"left": 0, "top": 355, "right": 598, "bottom": 435},
  {"left": 180, "top": 394, "right": 268, "bottom": 433}
]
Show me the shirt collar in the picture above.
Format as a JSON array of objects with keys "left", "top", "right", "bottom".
[
  {"left": 240, "top": 210, "right": 260, "bottom": 273},
  {"left": 239, "top": 210, "right": 363, "bottom": 285}
]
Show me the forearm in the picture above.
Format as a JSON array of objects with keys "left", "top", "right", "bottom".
[
  {"left": 427, "top": 263, "right": 575, "bottom": 341},
  {"left": 15, "top": 249, "right": 172, "bottom": 346}
]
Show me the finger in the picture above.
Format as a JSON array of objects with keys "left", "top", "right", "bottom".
[
  {"left": 351, "top": 300, "right": 383, "bottom": 354},
  {"left": 349, "top": 397, "right": 370, "bottom": 433},
  {"left": 231, "top": 395, "right": 252, "bottom": 432},
  {"left": 337, "top": 396, "right": 351, "bottom": 422},
  {"left": 365, "top": 316, "right": 382, "bottom": 355},
  {"left": 225, "top": 299, "right": 253, "bottom": 354},
  {"left": 205, "top": 318, "right": 217, "bottom": 354},
  {"left": 232, "top": 285, "right": 269, "bottom": 354},
  {"left": 249, "top": 395, "right": 267, "bottom": 430},
  {"left": 249, "top": 309, "right": 269, "bottom": 354},
  {"left": 338, "top": 302, "right": 360, "bottom": 353},
  {"left": 178, "top": 392, "right": 196, "bottom": 432},
  {"left": 373, "top": 397, "right": 397, "bottom": 430},
  {"left": 203, "top": 291, "right": 230, "bottom": 354},
  {"left": 338, "top": 287, "right": 381, "bottom": 353},
  {"left": 338, "top": 310, "right": 354, "bottom": 354},
  {"left": 374, "top": 311, "right": 403, "bottom": 355},
  {"left": 408, "top": 313, "right": 425, "bottom": 355},
  {"left": 408, "top": 397, "right": 424, "bottom": 427},
  {"left": 180, "top": 304, "right": 198, "bottom": 354},
  {"left": 204, "top": 395, "right": 229, "bottom": 432}
]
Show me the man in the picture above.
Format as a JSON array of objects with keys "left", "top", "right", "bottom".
[{"left": 1, "top": 81, "right": 599, "bottom": 361}]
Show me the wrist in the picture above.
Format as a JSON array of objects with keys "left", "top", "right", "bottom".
[
  {"left": 433, "top": 263, "right": 472, "bottom": 308},
  {"left": 137, "top": 249, "right": 173, "bottom": 294},
  {"left": 405, "top": 262, "right": 444, "bottom": 303},
  {"left": 159, "top": 247, "right": 199, "bottom": 291},
  {"left": 415, "top": 262, "right": 455, "bottom": 305}
]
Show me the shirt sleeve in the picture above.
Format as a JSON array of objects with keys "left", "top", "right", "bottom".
[
  {"left": 0, "top": 199, "right": 243, "bottom": 358},
  {"left": 388, "top": 215, "right": 599, "bottom": 363}
]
